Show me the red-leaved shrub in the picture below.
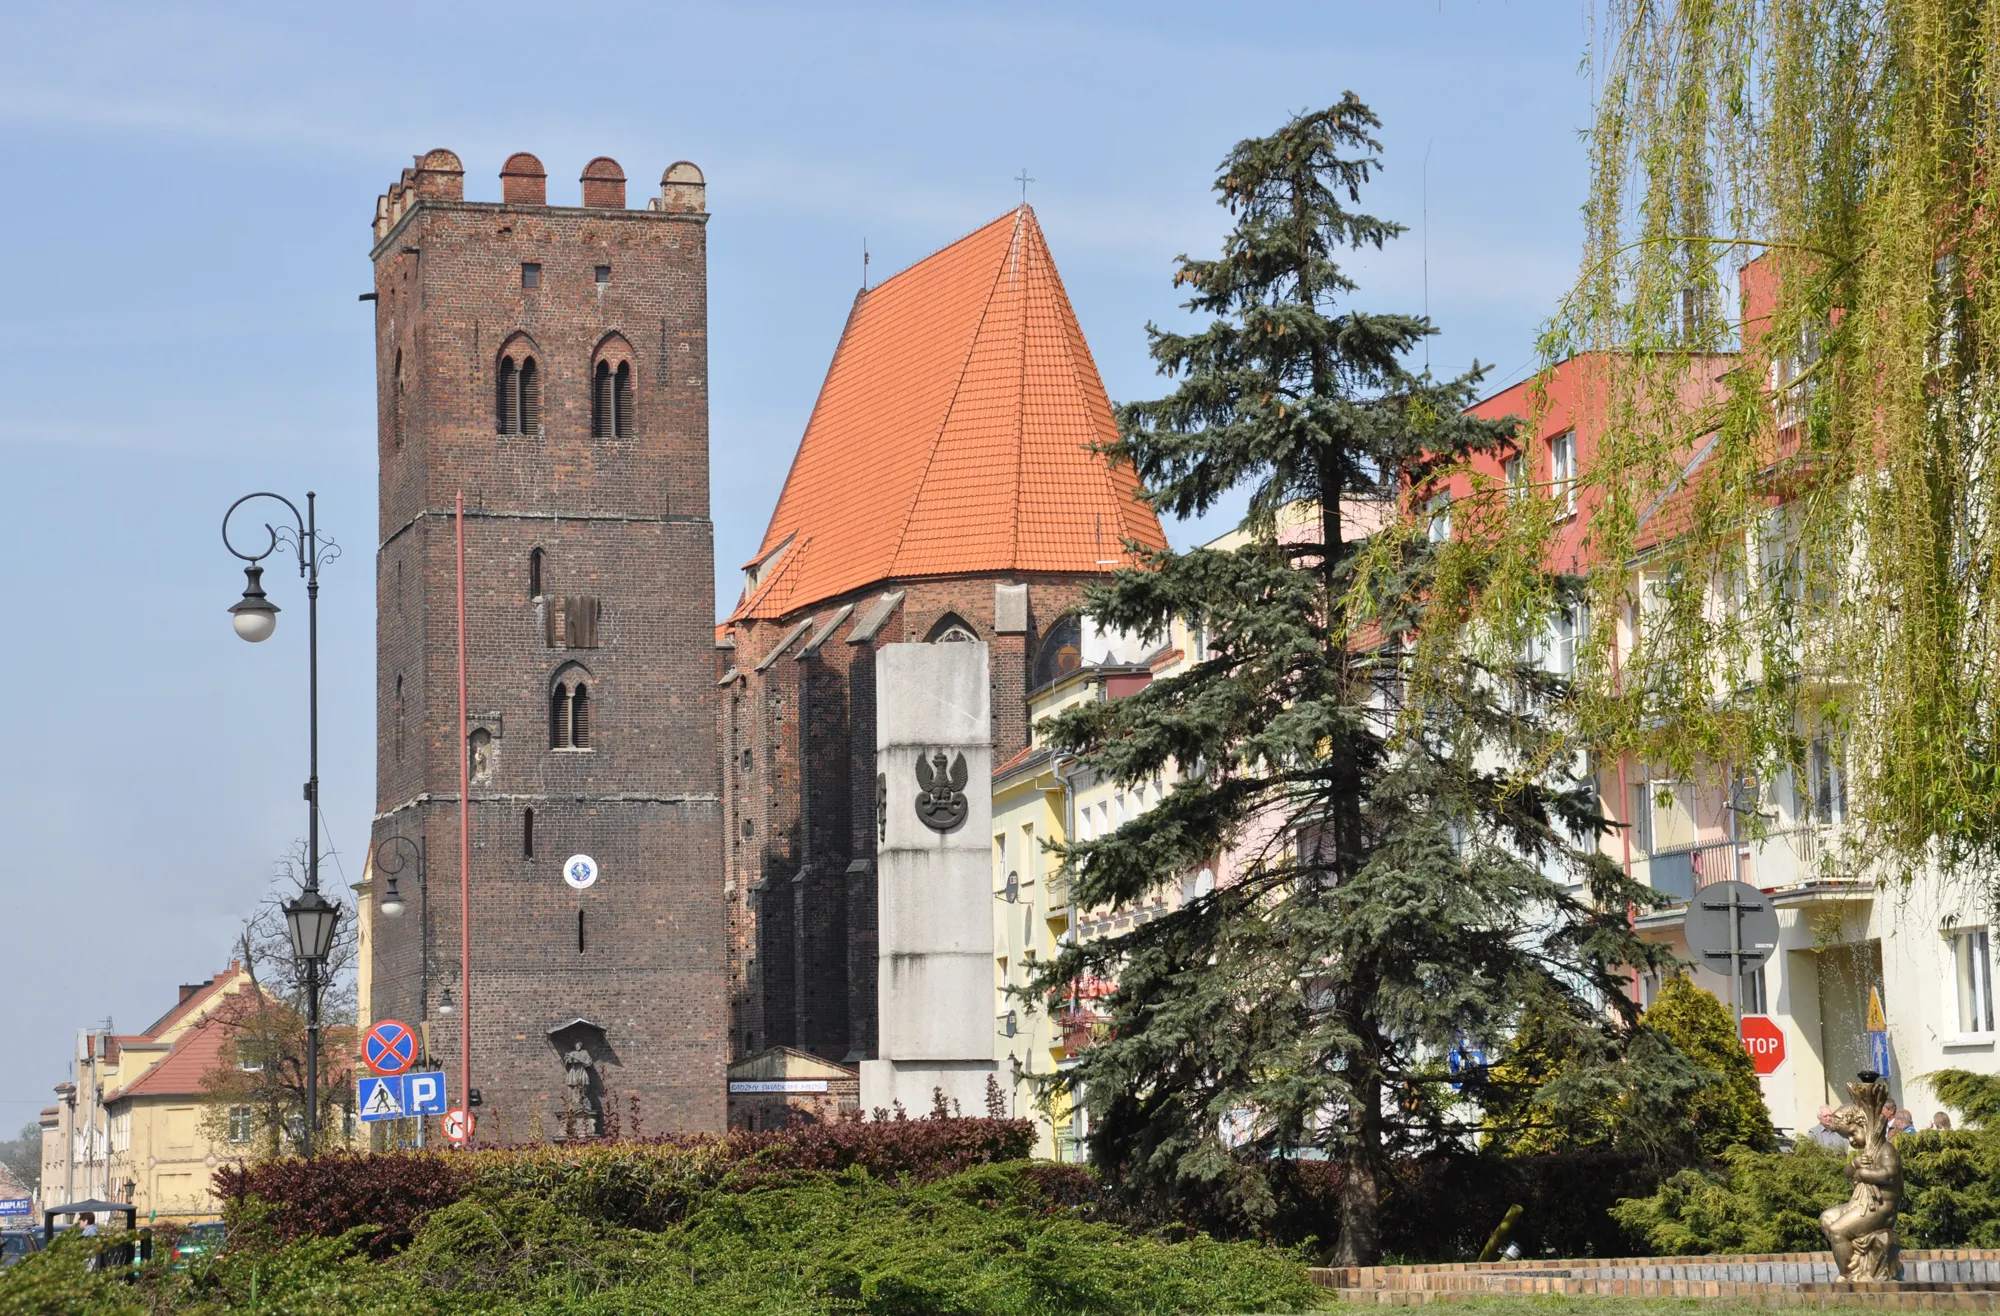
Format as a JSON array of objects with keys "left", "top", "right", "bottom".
[{"left": 215, "top": 1150, "right": 472, "bottom": 1257}]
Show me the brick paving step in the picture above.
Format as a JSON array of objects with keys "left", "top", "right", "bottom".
[{"left": 1310, "top": 1249, "right": 2000, "bottom": 1308}]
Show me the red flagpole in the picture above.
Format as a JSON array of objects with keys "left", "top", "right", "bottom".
[{"left": 456, "top": 491, "right": 472, "bottom": 1132}]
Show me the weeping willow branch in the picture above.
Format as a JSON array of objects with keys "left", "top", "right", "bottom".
[{"left": 1538, "top": 0, "right": 2000, "bottom": 871}]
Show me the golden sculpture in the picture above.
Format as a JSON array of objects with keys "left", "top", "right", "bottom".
[{"left": 1818, "top": 1075, "right": 1902, "bottom": 1282}]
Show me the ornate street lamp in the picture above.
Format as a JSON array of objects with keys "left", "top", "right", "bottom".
[{"left": 224, "top": 491, "right": 340, "bottom": 1155}]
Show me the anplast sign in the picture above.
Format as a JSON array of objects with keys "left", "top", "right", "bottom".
[{"left": 1739, "top": 1015, "right": 1787, "bottom": 1076}]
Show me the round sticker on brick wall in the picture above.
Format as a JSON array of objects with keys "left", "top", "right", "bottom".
[{"left": 564, "top": 854, "right": 599, "bottom": 890}]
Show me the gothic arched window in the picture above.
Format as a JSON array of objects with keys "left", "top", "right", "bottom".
[
  {"left": 497, "top": 341, "right": 540, "bottom": 435},
  {"left": 528, "top": 547, "right": 545, "bottom": 599},
  {"left": 551, "top": 668, "right": 593, "bottom": 749},
  {"left": 1033, "top": 614, "right": 1083, "bottom": 690},
  {"left": 592, "top": 359, "right": 633, "bottom": 438},
  {"left": 927, "top": 612, "right": 978, "bottom": 644}
]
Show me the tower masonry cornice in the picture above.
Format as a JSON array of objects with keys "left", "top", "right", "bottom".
[
  {"left": 379, "top": 507, "right": 712, "bottom": 553},
  {"left": 370, "top": 199, "right": 709, "bottom": 262}
]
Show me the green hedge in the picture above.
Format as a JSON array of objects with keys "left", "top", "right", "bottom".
[
  {"left": 1615, "top": 1128, "right": 2000, "bottom": 1254},
  {"left": 0, "top": 1162, "right": 1322, "bottom": 1315}
]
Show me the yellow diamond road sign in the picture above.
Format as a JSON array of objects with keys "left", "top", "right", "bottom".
[{"left": 1867, "top": 985, "right": 1886, "bottom": 1033}]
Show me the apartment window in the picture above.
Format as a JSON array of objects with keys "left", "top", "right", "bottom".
[
  {"left": 1953, "top": 927, "right": 1995, "bottom": 1035},
  {"left": 1627, "top": 780, "right": 1653, "bottom": 853},
  {"left": 1426, "top": 490, "right": 1452, "bottom": 543},
  {"left": 1740, "top": 965, "right": 1768, "bottom": 1015},
  {"left": 1550, "top": 432, "right": 1577, "bottom": 515},
  {"left": 1808, "top": 735, "right": 1847, "bottom": 825},
  {"left": 227, "top": 1106, "right": 253, "bottom": 1145},
  {"left": 1504, "top": 452, "right": 1529, "bottom": 500},
  {"left": 521, "top": 262, "right": 541, "bottom": 289},
  {"left": 1551, "top": 606, "right": 1582, "bottom": 676},
  {"left": 592, "top": 359, "right": 633, "bottom": 438}
]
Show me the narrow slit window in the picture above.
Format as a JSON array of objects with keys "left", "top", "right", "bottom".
[
  {"left": 614, "top": 361, "right": 633, "bottom": 438},
  {"left": 551, "top": 684, "right": 573, "bottom": 748},
  {"left": 571, "top": 683, "right": 590, "bottom": 747},
  {"left": 523, "top": 807, "right": 535, "bottom": 858},
  {"left": 528, "top": 548, "right": 544, "bottom": 599},
  {"left": 497, "top": 357, "right": 518, "bottom": 434},
  {"left": 593, "top": 361, "right": 614, "bottom": 438},
  {"left": 519, "top": 358, "right": 540, "bottom": 434}
]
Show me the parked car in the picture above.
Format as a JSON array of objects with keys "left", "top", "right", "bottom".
[
  {"left": 169, "top": 1221, "right": 224, "bottom": 1268},
  {"left": 0, "top": 1229, "right": 43, "bottom": 1267}
]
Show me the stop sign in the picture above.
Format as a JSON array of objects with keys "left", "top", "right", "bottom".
[{"left": 1739, "top": 1015, "right": 1786, "bottom": 1075}]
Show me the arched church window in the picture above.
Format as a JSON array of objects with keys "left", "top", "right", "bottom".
[
  {"left": 1032, "top": 614, "right": 1083, "bottom": 689},
  {"left": 550, "top": 667, "right": 594, "bottom": 750},
  {"left": 592, "top": 359, "right": 633, "bottom": 438},
  {"left": 927, "top": 613, "right": 978, "bottom": 643}
]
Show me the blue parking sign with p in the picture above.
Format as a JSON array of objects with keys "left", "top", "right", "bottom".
[{"left": 359, "top": 1071, "right": 446, "bottom": 1122}]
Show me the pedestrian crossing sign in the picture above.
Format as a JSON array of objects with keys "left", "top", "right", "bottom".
[{"left": 358, "top": 1075, "right": 405, "bottom": 1121}]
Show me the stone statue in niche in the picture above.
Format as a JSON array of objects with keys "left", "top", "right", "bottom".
[
  {"left": 469, "top": 727, "right": 494, "bottom": 782},
  {"left": 1818, "top": 1073, "right": 1902, "bottom": 1280},
  {"left": 914, "top": 750, "right": 969, "bottom": 832},
  {"left": 562, "top": 1042, "right": 600, "bottom": 1137}
]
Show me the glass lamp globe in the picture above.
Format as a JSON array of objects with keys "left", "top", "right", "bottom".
[
  {"left": 436, "top": 987, "right": 456, "bottom": 1017},
  {"left": 228, "top": 565, "right": 280, "bottom": 643},
  {"left": 379, "top": 877, "right": 406, "bottom": 919}
]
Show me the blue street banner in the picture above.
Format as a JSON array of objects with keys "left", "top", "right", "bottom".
[{"left": 358, "top": 1071, "right": 448, "bottom": 1123}]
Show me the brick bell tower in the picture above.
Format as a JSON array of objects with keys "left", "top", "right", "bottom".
[{"left": 367, "top": 148, "right": 724, "bottom": 1139}]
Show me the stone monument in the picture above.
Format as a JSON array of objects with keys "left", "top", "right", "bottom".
[
  {"left": 860, "top": 642, "right": 999, "bottom": 1115},
  {"left": 1818, "top": 1073, "right": 1902, "bottom": 1281}
]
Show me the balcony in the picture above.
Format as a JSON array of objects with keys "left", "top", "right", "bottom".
[{"left": 1636, "top": 823, "right": 1846, "bottom": 904}]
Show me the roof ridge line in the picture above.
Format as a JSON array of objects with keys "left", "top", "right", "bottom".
[
  {"left": 1009, "top": 207, "right": 1031, "bottom": 567},
  {"left": 887, "top": 214, "right": 1021, "bottom": 573},
  {"left": 1038, "top": 217, "right": 1131, "bottom": 564},
  {"left": 864, "top": 209, "right": 1022, "bottom": 298}
]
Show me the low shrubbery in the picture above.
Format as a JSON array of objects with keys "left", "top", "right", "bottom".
[
  {"left": 0, "top": 1120, "right": 1321, "bottom": 1313},
  {"left": 1614, "top": 1128, "right": 2000, "bottom": 1255},
  {"left": 211, "top": 1117, "right": 1040, "bottom": 1251},
  {"left": 0, "top": 1159, "right": 1321, "bottom": 1315}
]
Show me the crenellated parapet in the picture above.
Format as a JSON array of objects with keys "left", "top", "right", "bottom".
[{"left": 373, "top": 151, "right": 705, "bottom": 241}]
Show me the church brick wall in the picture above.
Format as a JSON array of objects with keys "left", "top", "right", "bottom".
[{"left": 721, "top": 574, "right": 1097, "bottom": 1068}]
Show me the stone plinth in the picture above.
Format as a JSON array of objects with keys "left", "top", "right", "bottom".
[{"left": 860, "top": 642, "right": 998, "bottom": 1115}]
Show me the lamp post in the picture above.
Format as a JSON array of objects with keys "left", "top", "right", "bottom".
[
  {"left": 225, "top": 491, "right": 341, "bottom": 1156},
  {"left": 373, "top": 834, "right": 430, "bottom": 1147}
]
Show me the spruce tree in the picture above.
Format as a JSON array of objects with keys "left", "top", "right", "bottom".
[{"left": 1030, "top": 96, "right": 1690, "bottom": 1264}]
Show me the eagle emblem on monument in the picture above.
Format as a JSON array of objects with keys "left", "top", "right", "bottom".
[{"left": 914, "top": 749, "right": 970, "bottom": 833}]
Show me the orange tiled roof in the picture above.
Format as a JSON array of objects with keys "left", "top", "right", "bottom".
[{"left": 732, "top": 207, "right": 1167, "bottom": 621}]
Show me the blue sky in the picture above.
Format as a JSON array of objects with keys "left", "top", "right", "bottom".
[{"left": 0, "top": 1, "right": 1596, "bottom": 1122}]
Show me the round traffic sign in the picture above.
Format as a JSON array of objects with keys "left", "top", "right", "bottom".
[
  {"left": 363, "top": 1019, "right": 417, "bottom": 1076},
  {"left": 563, "top": 854, "right": 599, "bottom": 890},
  {"left": 1684, "top": 880, "right": 1780, "bottom": 974},
  {"left": 1740, "top": 1014, "right": 1787, "bottom": 1076},
  {"left": 444, "top": 1108, "right": 474, "bottom": 1143}
]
